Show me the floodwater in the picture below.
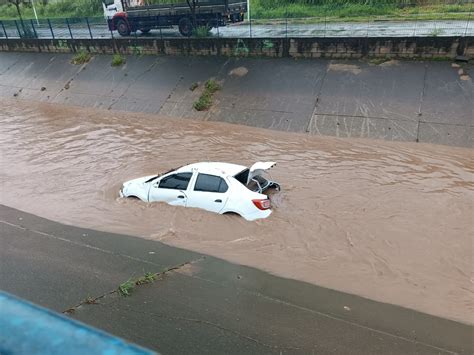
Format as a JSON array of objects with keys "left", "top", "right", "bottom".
[{"left": 1, "top": 98, "right": 472, "bottom": 324}]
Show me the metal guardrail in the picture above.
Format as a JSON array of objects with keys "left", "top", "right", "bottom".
[
  {"left": 0, "top": 3, "right": 473, "bottom": 39},
  {"left": 0, "top": 291, "right": 155, "bottom": 355}
]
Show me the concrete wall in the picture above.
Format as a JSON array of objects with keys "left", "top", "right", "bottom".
[
  {"left": 0, "top": 36, "right": 472, "bottom": 60},
  {"left": 1, "top": 52, "right": 472, "bottom": 147}
]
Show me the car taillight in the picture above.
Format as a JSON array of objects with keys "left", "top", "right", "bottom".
[{"left": 252, "top": 199, "right": 271, "bottom": 210}]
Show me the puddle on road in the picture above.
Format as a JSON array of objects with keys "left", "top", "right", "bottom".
[{"left": 1, "top": 98, "right": 472, "bottom": 324}]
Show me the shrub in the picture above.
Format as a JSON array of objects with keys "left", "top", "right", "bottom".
[
  {"left": 205, "top": 79, "right": 221, "bottom": 94},
  {"left": 193, "top": 79, "right": 221, "bottom": 111},
  {"left": 193, "top": 92, "right": 212, "bottom": 111},
  {"left": 111, "top": 54, "right": 126, "bottom": 67},
  {"left": 71, "top": 50, "right": 91, "bottom": 65},
  {"left": 194, "top": 25, "right": 211, "bottom": 38}
]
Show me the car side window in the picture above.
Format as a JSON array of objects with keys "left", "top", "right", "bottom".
[
  {"left": 194, "top": 174, "right": 228, "bottom": 193},
  {"left": 158, "top": 173, "right": 192, "bottom": 190}
]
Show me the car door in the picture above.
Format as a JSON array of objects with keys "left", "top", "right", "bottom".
[
  {"left": 148, "top": 172, "right": 192, "bottom": 207},
  {"left": 186, "top": 173, "right": 230, "bottom": 213}
]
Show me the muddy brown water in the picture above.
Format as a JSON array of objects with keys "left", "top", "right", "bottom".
[{"left": 1, "top": 98, "right": 473, "bottom": 324}]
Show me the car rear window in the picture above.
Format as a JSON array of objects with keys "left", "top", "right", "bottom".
[
  {"left": 159, "top": 173, "right": 192, "bottom": 190},
  {"left": 234, "top": 169, "right": 249, "bottom": 185},
  {"left": 194, "top": 174, "right": 228, "bottom": 193}
]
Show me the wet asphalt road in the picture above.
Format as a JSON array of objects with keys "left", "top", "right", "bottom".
[
  {"left": 1, "top": 204, "right": 472, "bottom": 354},
  {"left": 1, "top": 19, "right": 473, "bottom": 39}
]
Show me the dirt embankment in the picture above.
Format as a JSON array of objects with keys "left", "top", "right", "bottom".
[{"left": 1, "top": 98, "right": 473, "bottom": 324}]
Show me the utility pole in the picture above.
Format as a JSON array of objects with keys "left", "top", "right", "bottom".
[
  {"left": 247, "top": 0, "right": 249, "bottom": 21},
  {"left": 31, "top": 0, "right": 39, "bottom": 25}
]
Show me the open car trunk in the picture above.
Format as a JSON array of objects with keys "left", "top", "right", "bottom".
[{"left": 234, "top": 162, "right": 280, "bottom": 193}]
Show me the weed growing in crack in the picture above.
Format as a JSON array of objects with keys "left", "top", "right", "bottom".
[
  {"left": 118, "top": 272, "right": 158, "bottom": 296},
  {"left": 111, "top": 54, "right": 126, "bottom": 67},
  {"left": 118, "top": 279, "right": 135, "bottom": 297},
  {"left": 71, "top": 51, "right": 92, "bottom": 65},
  {"left": 84, "top": 296, "right": 98, "bottom": 304},
  {"left": 205, "top": 79, "right": 220, "bottom": 94},
  {"left": 136, "top": 272, "right": 157, "bottom": 285},
  {"left": 193, "top": 79, "right": 221, "bottom": 111},
  {"left": 194, "top": 26, "right": 211, "bottom": 38}
]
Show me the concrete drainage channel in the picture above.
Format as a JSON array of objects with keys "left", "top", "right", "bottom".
[
  {"left": 0, "top": 44, "right": 473, "bottom": 353},
  {"left": 0, "top": 51, "right": 472, "bottom": 147}
]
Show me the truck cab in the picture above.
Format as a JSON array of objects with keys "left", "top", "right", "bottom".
[{"left": 102, "top": 0, "right": 123, "bottom": 20}]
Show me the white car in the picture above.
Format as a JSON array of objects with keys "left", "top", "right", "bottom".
[{"left": 120, "top": 162, "right": 280, "bottom": 221}]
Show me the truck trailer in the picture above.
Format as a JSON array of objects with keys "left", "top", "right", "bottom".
[{"left": 103, "top": 0, "right": 247, "bottom": 37}]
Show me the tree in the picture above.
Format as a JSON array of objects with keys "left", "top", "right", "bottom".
[
  {"left": 7, "top": 0, "right": 31, "bottom": 37},
  {"left": 8, "top": 0, "right": 23, "bottom": 20}
]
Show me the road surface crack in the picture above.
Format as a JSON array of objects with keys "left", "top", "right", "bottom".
[
  {"left": 107, "top": 59, "right": 160, "bottom": 111},
  {"left": 62, "top": 257, "right": 205, "bottom": 314},
  {"left": 306, "top": 61, "right": 329, "bottom": 133}
]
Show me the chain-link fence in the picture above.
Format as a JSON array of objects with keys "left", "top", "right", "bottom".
[{"left": 0, "top": 0, "right": 473, "bottom": 39}]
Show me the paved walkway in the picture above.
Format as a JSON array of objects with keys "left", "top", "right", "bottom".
[{"left": 0, "top": 19, "right": 472, "bottom": 39}]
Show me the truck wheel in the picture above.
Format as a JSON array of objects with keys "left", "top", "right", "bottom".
[
  {"left": 116, "top": 19, "right": 131, "bottom": 36},
  {"left": 178, "top": 17, "right": 193, "bottom": 37}
]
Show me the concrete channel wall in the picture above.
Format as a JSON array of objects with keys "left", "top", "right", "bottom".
[
  {"left": 0, "top": 52, "right": 472, "bottom": 147},
  {"left": 1, "top": 36, "right": 473, "bottom": 60}
]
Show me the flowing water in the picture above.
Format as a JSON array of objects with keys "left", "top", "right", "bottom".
[{"left": 1, "top": 98, "right": 472, "bottom": 324}]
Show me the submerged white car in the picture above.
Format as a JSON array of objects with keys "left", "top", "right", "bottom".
[{"left": 120, "top": 162, "right": 280, "bottom": 221}]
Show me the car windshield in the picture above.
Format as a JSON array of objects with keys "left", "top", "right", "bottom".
[
  {"left": 145, "top": 167, "right": 182, "bottom": 183},
  {"left": 144, "top": 175, "right": 160, "bottom": 183}
]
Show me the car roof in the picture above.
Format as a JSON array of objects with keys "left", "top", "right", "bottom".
[{"left": 177, "top": 162, "right": 247, "bottom": 177}]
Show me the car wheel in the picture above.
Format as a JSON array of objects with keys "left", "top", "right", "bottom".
[
  {"left": 140, "top": 28, "right": 151, "bottom": 34},
  {"left": 116, "top": 19, "right": 131, "bottom": 36},
  {"left": 178, "top": 17, "right": 194, "bottom": 37},
  {"left": 223, "top": 211, "right": 241, "bottom": 217}
]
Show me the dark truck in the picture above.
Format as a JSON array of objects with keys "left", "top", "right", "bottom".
[{"left": 103, "top": 0, "right": 247, "bottom": 37}]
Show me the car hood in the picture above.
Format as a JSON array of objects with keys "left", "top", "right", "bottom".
[
  {"left": 123, "top": 175, "right": 157, "bottom": 187},
  {"left": 247, "top": 162, "right": 276, "bottom": 184}
]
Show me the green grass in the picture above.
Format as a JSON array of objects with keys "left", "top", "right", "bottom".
[
  {"left": 250, "top": 0, "right": 473, "bottom": 21},
  {"left": 118, "top": 272, "right": 158, "bottom": 297},
  {"left": 193, "top": 79, "right": 221, "bottom": 111},
  {"left": 71, "top": 50, "right": 91, "bottom": 65},
  {"left": 205, "top": 79, "right": 221, "bottom": 94},
  {"left": 135, "top": 272, "right": 157, "bottom": 285},
  {"left": 0, "top": 0, "right": 102, "bottom": 20},
  {"left": 118, "top": 279, "right": 135, "bottom": 297},
  {"left": 111, "top": 54, "right": 126, "bottom": 67},
  {"left": 193, "top": 92, "right": 213, "bottom": 111},
  {"left": 194, "top": 26, "right": 211, "bottom": 38}
]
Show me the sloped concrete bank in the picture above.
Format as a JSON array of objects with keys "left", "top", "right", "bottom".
[
  {"left": 0, "top": 51, "right": 472, "bottom": 147},
  {"left": 1, "top": 204, "right": 471, "bottom": 354}
]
